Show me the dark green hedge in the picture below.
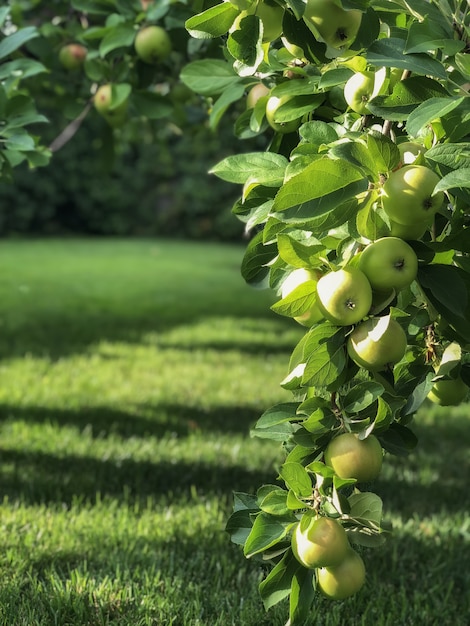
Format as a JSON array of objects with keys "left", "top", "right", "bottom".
[{"left": 0, "top": 107, "right": 259, "bottom": 241}]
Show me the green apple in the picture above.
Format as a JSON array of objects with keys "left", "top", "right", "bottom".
[
  {"left": 397, "top": 141, "right": 426, "bottom": 166},
  {"left": 324, "top": 432, "right": 383, "bottom": 482},
  {"left": 347, "top": 316, "right": 407, "bottom": 372},
  {"left": 303, "top": 0, "right": 362, "bottom": 50},
  {"left": 317, "top": 549, "right": 366, "bottom": 600},
  {"left": 382, "top": 165, "right": 445, "bottom": 225},
  {"left": 343, "top": 70, "right": 375, "bottom": 115},
  {"left": 316, "top": 267, "right": 372, "bottom": 326},
  {"left": 280, "top": 268, "right": 323, "bottom": 326},
  {"left": 265, "top": 95, "right": 302, "bottom": 134},
  {"left": 94, "top": 84, "right": 128, "bottom": 127},
  {"left": 246, "top": 83, "right": 270, "bottom": 109},
  {"left": 358, "top": 237, "right": 418, "bottom": 292},
  {"left": 389, "top": 218, "right": 430, "bottom": 241},
  {"left": 291, "top": 514, "right": 350, "bottom": 568},
  {"left": 427, "top": 377, "right": 469, "bottom": 406},
  {"left": 256, "top": 1, "right": 284, "bottom": 43},
  {"left": 134, "top": 25, "right": 172, "bottom": 65},
  {"left": 59, "top": 43, "right": 87, "bottom": 70}
]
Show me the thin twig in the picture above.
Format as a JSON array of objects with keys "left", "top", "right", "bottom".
[{"left": 49, "top": 100, "right": 93, "bottom": 153}]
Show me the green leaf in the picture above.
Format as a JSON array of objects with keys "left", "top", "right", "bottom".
[
  {"left": 289, "top": 567, "right": 316, "bottom": 626},
  {"left": 99, "top": 22, "right": 135, "bottom": 56},
  {"left": 418, "top": 264, "right": 468, "bottom": 319},
  {"left": 0, "top": 59, "right": 47, "bottom": 82},
  {"left": 301, "top": 407, "right": 336, "bottom": 436},
  {"left": 380, "top": 422, "right": 418, "bottom": 456},
  {"left": 406, "top": 97, "right": 465, "bottom": 138},
  {"left": 259, "top": 550, "right": 301, "bottom": 611},
  {"left": 180, "top": 59, "right": 240, "bottom": 96},
  {"left": 258, "top": 487, "right": 290, "bottom": 516},
  {"left": 0, "top": 27, "right": 38, "bottom": 60},
  {"left": 272, "top": 157, "right": 368, "bottom": 222},
  {"left": 434, "top": 168, "right": 470, "bottom": 194},
  {"left": 405, "top": 17, "right": 464, "bottom": 56},
  {"left": 132, "top": 91, "right": 173, "bottom": 119},
  {"left": 348, "top": 492, "right": 383, "bottom": 525},
  {"left": 302, "top": 325, "right": 347, "bottom": 388},
  {"left": 228, "top": 14, "right": 264, "bottom": 77},
  {"left": 277, "top": 233, "right": 325, "bottom": 268},
  {"left": 233, "top": 491, "right": 258, "bottom": 512},
  {"left": 241, "top": 230, "right": 277, "bottom": 285},
  {"left": 225, "top": 509, "right": 255, "bottom": 545},
  {"left": 366, "top": 133, "right": 400, "bottom": 173},
  {"left": 434, "top": 342, "right": 462, "bottom": 379},
  {"left": 255, "top": 402, "right": 300, "bottom": 429},
  {"left": 210, "top": 152, "right": 288, "bottom": 185},
  {"left": 368, "top": 76, "right": 449, "bottom": 122},
  {"left": 185, "top": 3, "right": 239, "bottom": 39},
  {"left": 425, "top": 143, "right": 470, "bottom": 171},
  {"left": 342, "top": 381, "right": 385, "bottom": 414},
  {"left": 209, "top": 83, "right": 247, "bottom": 130},
  {"left": 279, "top": 462, "right": 313, "bottom": 498},
  {"left": 299, "top": 120, "right": 338, "bottom": 146},
  {"left": 271, "top": 281, "right": 318, "bottom": 318},
  {"left": 366, "top": 37, "right": 447, "bottom": 79},
  {"left": 329, "top": 140, "right": 378, "bottom": 180},
  {"left": 244, "top": 512, "right": 294, "bottom": 558}
]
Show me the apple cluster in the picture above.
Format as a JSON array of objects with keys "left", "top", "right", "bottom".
[{"left": 58, "top": 1, "right": 173, "bottom": 129}]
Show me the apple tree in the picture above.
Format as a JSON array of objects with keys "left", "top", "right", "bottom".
[{"left": 181, "top": 0, "right": 470, "bottom": 622}]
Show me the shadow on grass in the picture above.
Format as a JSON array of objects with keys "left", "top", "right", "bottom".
[
  {"left": 0, "top": 447, "right": 278, "bottom": 506},
  {"left": 0, "top": 403, "right": 263, "bottom": 437}
]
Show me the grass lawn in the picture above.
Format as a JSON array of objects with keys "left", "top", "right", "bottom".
[{"left": 0, "top": 238, "right": 468, "bottom": 626}]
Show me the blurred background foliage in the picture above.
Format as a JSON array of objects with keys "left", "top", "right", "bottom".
[
  {"left": 0, "top": 107, "right": 259, "bottom": 240},
  {"left": 0, "top": 0, "right": 268, "bottom": 241}
]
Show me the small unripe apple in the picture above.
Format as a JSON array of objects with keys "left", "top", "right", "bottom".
[
  {"left": 358, "top": 237, "right": 418, "bottom": 292},
  {"left": 246, "top": 83, "right": 270, "bottom": 109},
  {"left": 265, "top": 95, "right": 302, "bottom": 134},
  {"left": 280, "top": 268, "right": 323, "bottom": 326},
  {"left": 256, "top": 1, "right": 284, "bottom": 43},
  {"left": 316, "top": 267, "right": 372, "bottom": 326},
  {"left": 427, "top": 377, "right": 469, "bottom": 406},
  {"left": 347, "top": 316, "right": 407, "bottom": 372},
  {"left": 324, "top": 432, "right": 383, "bottom": 482},
  {"left": 59, "top": 44, "right": 87, "bottom": 70},
  {"left": 292, "top": 514, "right": 351, "bottom": 568},
  {"left": 344, "top": 70, "right": 375, "bottom": 115},
  {"left": 94, "top": 84, "right": 129, "bottom": 127},
  {"left": 317, "top": 549, "right": 366, "bottom": 600},
  {"left": 382, "top": 165, "right": 445, "bottom": 225},
  {"left": 134, "top": 25, "right": 172, "bottom": 65},
  {"left": 303, "top": 0, "right": 362, "bottom": 50}
]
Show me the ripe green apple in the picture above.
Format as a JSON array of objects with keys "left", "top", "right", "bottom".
[
  {"left": 256, "top": 1, "right": 285, "bottom": 43},
  {"left": 389, "top": 218, "right": 430, "bottom": 241},
  {"left": 291, "top": 514, "right": 350, "bottom": 568},
  {"left": 343, "top": 70, "right": 375, "bottom": 115},
  {"left": 427, "top": 377, "right": 469, "bottom": 406},
  {"left": 134, "top": 25, "right": 172, "bottom": 65},
  {"left": 347, "top": 316, "right": 407, "bottom": 372},
  {"left": 358, "top": 237, "right": 418, "bottom": 292},
  {"left": 59, "top": 43, "right": 87, "bottom": 70},
  {"left": 246, "top": 83, "right": 270, "bottom": 109},
  {"left": 303, "top": 0, "right": 362, "bottom": 50},
  {"left": 324, "top": 432, "right": 383, "bottom": 482},
  {"left": 280, "top": 268, "right": 323, "bottom": 326},
  {"left": 265, "top": 95, "right": 302, "bottom": 134},
  {"left": 317, "top": 549, "right": 366, "bottom": 600},
  {"left": 382, "top": 165, "right": 445, "bottom": 225},
  {"left": 94, "top": 84, "right": 128, "bottom": 127},
  {"left": 316, "top": 267, "right": 372, "bottom": 326}
]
